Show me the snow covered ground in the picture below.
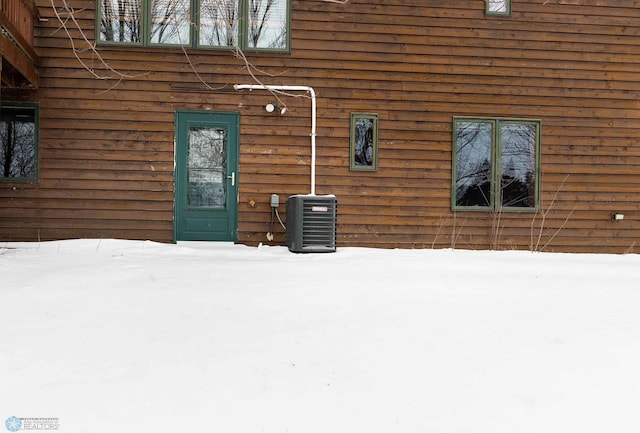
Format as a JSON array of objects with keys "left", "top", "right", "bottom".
[{"left": 1, "top": 239, "right": 639, "bottom": 433}]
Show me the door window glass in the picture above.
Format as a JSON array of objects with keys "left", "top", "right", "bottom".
[{"left": 187, "top": 127, "right": 226, "bottom": 208}]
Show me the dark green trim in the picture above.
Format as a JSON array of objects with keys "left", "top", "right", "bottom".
[
  {"left": 95, "top": 0, "right": 144, "bottom": 46},
  {"left": 0, "top": 102, "right": 39, "bottom": 183},
  {"left": 349, "top": 112, "right": 378, "bottom": 171},
  {"left": 452, "top": 116, "right": 541, "bottom": 213},
  {"left": 97, "top": 0, "right": 291, "bottom": 52},
  {"left": 173, "top": 110, "right": 240, "bottom": 242},
  {"left": 240, "top": 0, "right": 292, "bottom": 53},
  {"left": 194, "top": 0, "right": 234, "bottom": 50},
  {"left": 485, "top": 0, "right": 511, "bottom": 16}
]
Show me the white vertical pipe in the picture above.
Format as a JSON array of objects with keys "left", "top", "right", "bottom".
[
  {"left": 234, "top": 84, "right": 317, "bottom": 195},
  {"left": 309, "top": 86, "right": 316, "bottom": 196}
]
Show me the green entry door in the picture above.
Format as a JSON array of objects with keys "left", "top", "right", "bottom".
[{"left": 175, "top": 111, "right": 239, "bottom": 241}]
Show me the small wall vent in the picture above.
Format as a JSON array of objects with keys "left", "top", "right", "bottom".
[{"left": 286, "top": 195, "right": 337, "bottom": 253}]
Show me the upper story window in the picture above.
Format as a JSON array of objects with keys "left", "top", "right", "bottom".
[
  {"left": 98, "top": 0, "right": 291, "bottom": 51},
  {"left": 486, "top": 0, "right": 511, "bottom": 16},
  {"left": 1, "top": 104, "right": 38, "bottom": 182},
  {"left": 452, "top": 117, "right": 540, "bottom": 211}
]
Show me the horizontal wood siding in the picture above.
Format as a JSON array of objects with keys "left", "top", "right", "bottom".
[{"left": 1, "top": 0, "right": 639, "bottom": 253}]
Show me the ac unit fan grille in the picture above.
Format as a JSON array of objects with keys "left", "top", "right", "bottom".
[
  {"left": 286, "top": 195, "right": 337, "bottom": 253},
  {"left": 302, "top": 199, "right": 336, "bottom": 247}
]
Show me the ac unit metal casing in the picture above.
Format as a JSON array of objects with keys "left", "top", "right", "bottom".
[{"left": 286, "top": 194, "right": 337, "bottom": 253}]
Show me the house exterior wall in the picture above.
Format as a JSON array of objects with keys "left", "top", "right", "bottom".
[{"left": 1, "top": 0, "right": 639, "bottom": 253}]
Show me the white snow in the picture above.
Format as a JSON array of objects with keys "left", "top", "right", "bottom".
[{"left": 1, "top": 239, "right": 639, "bottom": 432}]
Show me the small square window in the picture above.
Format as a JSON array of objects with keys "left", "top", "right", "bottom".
[
  {"left": 1, "top": 104, "right": 38, "bottom": 182},
  {"left": 486, "top": 0, "right": 511, "bottom": 16}
]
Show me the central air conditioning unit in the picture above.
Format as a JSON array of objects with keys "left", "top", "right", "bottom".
[{"left": 286, "top": 194, "right": 337, "bottom": 253}]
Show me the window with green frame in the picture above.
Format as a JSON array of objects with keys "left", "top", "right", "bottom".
[
  {"left": 486, "top": 0, "right": 511, "bottom": 16},
  {"left": 98, "top": 0, "right": 291, "bottom": 51},
  {"left": 452, "top": 117, "right": 540, "bottom": 211},
  {"left": 1, "top": 103, "right": 38, "bottom": 182}
]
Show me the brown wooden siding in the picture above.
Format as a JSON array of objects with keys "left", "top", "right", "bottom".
[{"left": 1, "top": 0, "right": 639, "bottom": 253}]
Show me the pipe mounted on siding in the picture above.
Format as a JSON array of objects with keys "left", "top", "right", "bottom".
[{"left": 233, "top": 84, "right": 318, "bottom": 195}]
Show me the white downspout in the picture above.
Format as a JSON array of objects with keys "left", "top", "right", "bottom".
[{"left": 234, "top": 84, "right": 317, "bottom": 196}]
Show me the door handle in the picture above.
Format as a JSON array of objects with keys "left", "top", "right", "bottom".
[{"left": 227, "top": 172, "right": 235, "bottom": 186}]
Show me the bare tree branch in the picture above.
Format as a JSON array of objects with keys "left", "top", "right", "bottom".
[
  {"left": 50, "top": 0, "right": 348, "bottom": 94},
  {"left": 50, "top": 0, "right": 150, "bottom": 84}
]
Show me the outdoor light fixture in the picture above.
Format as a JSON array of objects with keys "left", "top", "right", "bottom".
[
  {"left": 265, "top": 103, "right": 287, "bottom": 115},
  {"left": 235, "top": 84, "right": 318, "bottom": 195}
]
